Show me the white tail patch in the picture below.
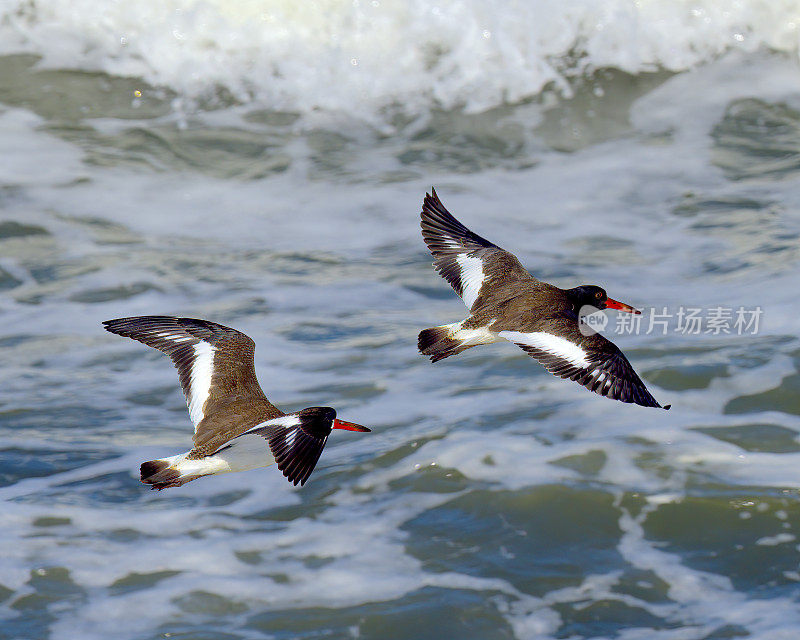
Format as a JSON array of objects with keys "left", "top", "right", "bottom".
[
  {"left": 452, "top": 322, "right": 502, "bottom": 347},
  {"left": 456, "top": 254, "right": 484, "bottom": 310},
  {"left": 188, "top": 342, "right": 215, "bottom": 427},
  {"left": 499, "top": 330, "right": 591, "bottom": 368},
  {"left": 158, "top": 451, "right": 228, "bottom": 479}
]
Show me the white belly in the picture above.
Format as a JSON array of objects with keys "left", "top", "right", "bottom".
[
  {"left": 212, "top": 434, "right": 276, "bottom": 473},
  {"left": 168, "top": 434, "right": 276, "bottom": 478}
]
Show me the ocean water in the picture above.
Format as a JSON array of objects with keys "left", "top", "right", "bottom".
[{"left": 2, "top": 2, "right": 800, "bottom": 639}]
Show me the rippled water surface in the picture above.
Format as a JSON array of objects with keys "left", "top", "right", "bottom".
[{"left": 3, "top": 3, "right": 800, "bottom": 639}]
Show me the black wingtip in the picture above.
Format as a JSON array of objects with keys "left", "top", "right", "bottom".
[
  {"left": 422, "top": 189, "right": 439, "bottom": 216},
  {"left": 663, "top": 404, "right": 671, "bottom": 410},
  {"left": 102, "top": 316, "right": 177, "bottom": 335},
  {"left": 102, "top": 317, "right": 137, "bottom": 337},
  {"left": 102, "top": 317, "right": 122, "bottom": 332},
  {"left": 254, "top": 412, "right": 332, "bottom": 487},
  {"left": 420, "top": 188, "right": 497, "bottom": 253}
]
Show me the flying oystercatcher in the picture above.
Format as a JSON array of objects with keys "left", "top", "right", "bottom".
[
  {"left": 104, "top": 316, "right": 370, "bottom": 490},
  {"left": 418, "top": 189, "right": 669, "bottom": 409}
]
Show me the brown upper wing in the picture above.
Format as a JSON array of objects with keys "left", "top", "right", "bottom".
[
  {"left": 420, "top": 188, "right": 536, "bottom": 312},
  {"left": 103, "top": 316, "right": 284, "bottom": 454}
]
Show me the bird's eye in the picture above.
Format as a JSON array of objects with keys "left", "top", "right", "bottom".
[{"left": 595, "top": 291, "right": 603, "bottom": 299}]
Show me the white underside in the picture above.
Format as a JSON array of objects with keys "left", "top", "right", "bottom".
[
  {"left": 450, "top": 321, "right": 502, "bottom": 347},
  {"left": 164, "top": 434, "right": 276, "bottom": 479}
]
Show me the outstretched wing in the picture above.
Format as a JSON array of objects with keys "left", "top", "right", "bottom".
[
  {"left": 245, "top": 407, "right": 334, "bottom": 486},
  {"left": 498, "top": 316, "right": 669, "bottom": 409},
  {"left": 420, "top": 188, "right": 535, "bottom": 311},
  {"left": 103, "top": 316, "right": 284, "bottom": 451}
]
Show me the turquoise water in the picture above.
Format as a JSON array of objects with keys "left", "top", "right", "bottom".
[{"left": 3, "top": 3, "right": 800, "bottom": 639}]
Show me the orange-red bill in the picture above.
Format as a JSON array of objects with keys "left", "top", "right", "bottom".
[
  {"left": 333, "top": 419, "right": 371, "bottom": 432},
  {"left": 605, "top": 297, "right": 641, "bottom": 314}
]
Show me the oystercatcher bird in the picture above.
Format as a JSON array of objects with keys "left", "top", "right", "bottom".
[
  {"left": 418, "top": 189, "right": 669, "bottom": 409},
  {"left": 103, "top": 316, "right": 370, "bottom": 490}
]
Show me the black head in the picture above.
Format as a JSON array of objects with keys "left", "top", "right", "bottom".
[
  {"left": 567, "top": 285, "right": 608, "bottom": 308},
  {"left": 294, "top": 407, "right": 336, "bottom": 438},
  {"left": 299, "top": 406, "right": 370, "bottom": 433},
  {"left": 566, "top": 285, "right": 640, "bottom": 314},
  {"left": 299, "top": 406, "right": 337, "bottom": 424}
]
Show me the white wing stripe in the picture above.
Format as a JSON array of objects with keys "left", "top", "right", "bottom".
[
  {"left": 188, "top": 342, "right": 215, "bottom": 426},
  {"left": 499, "top": 330, "right": 591, "bottom": 368},
  {"left": 156, "top": 332, "right": 194, "bottom": 343},
  {"left": 456, "top": 254, "right": 484, "bottom": 309},
  {"left": 245, "top": 415, "right": 301, "bottom": 433}
]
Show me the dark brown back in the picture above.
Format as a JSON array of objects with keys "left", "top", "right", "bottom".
[{"left": 103, "top": 316, "right": 283, "bottom": 457}]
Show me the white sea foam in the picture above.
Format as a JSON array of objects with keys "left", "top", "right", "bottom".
[{"left": 2, "top": 0, "right": 800, "bottom": 123}]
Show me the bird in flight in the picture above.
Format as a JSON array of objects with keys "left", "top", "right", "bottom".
[
  {"left": 418, "top": 189, "right": 669, "bottom": 409},
  {"left": 104, "top": 316, "right": 370, "bottom": 490}
]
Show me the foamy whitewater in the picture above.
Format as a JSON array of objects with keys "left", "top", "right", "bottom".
[{"left": 2, "top": 2, "right": 800, "bottom": 639}]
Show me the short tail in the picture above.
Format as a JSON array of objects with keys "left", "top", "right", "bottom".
[
  {"left": 140, "top": 458, "right": 192, "bottom": 491},
  {"left": 418, "top": 325, "right": 474, "bottom": 363}
]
